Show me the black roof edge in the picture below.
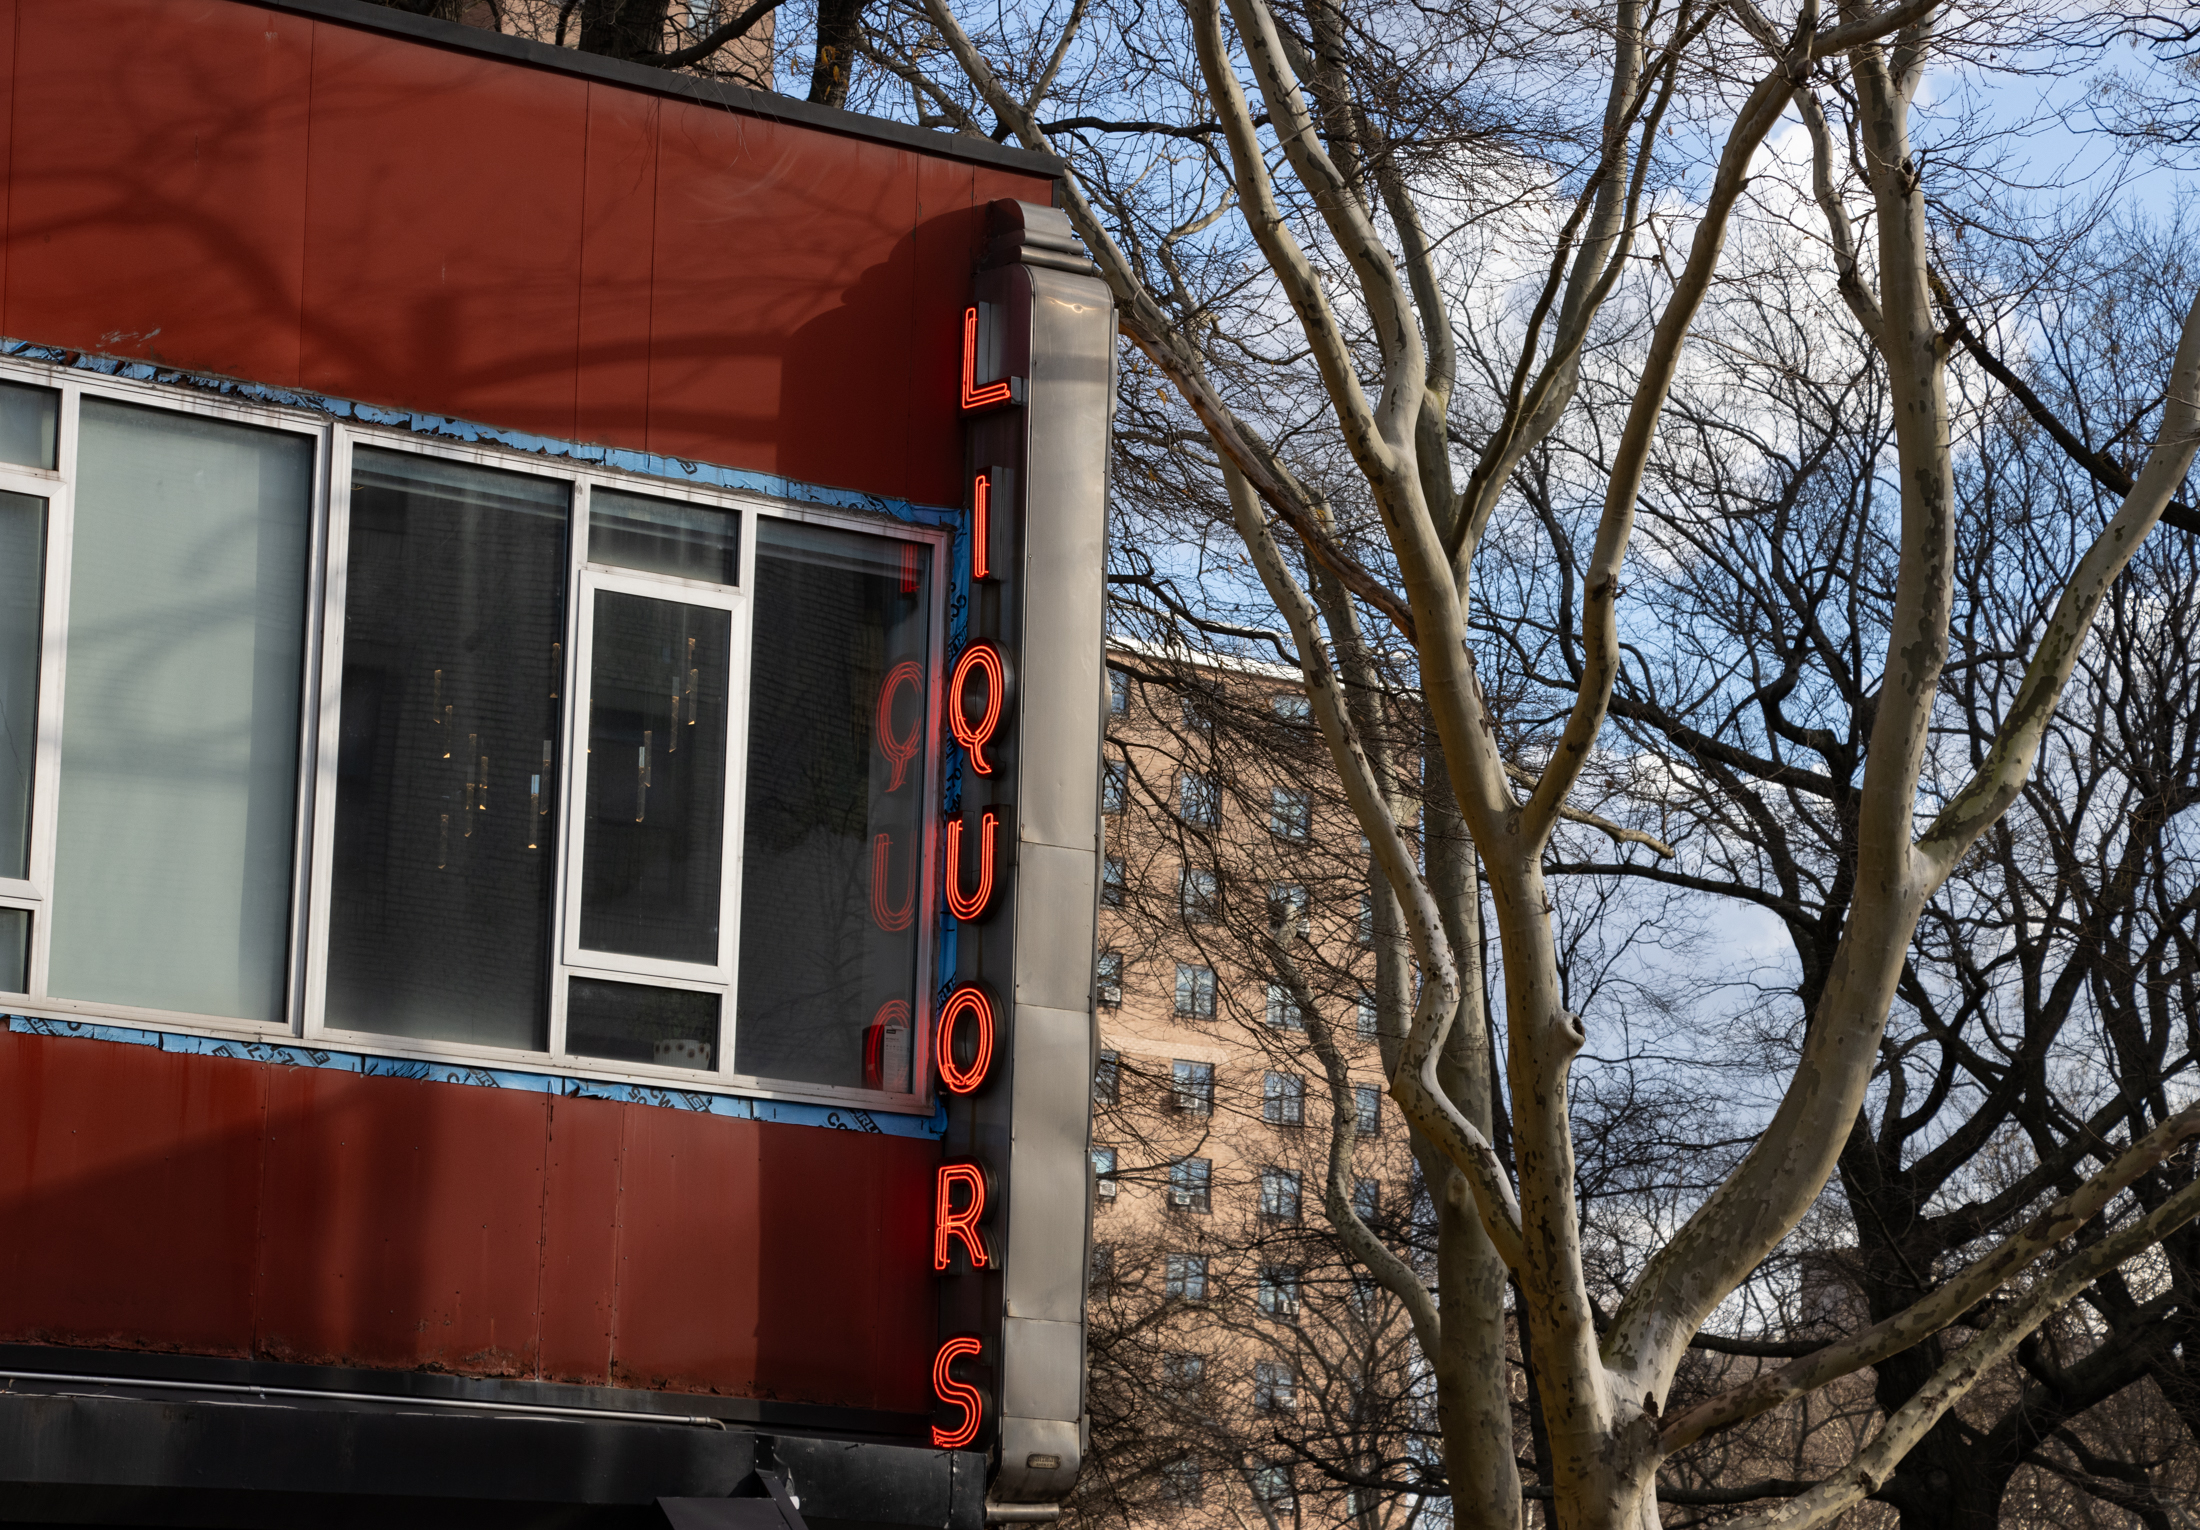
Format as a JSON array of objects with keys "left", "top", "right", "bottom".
[{"left": 255, "top": 0, "right": 1064, "bottom": 180}]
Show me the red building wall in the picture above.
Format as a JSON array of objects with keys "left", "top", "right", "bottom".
[{"left": 0, "top": 0, "right": 1052, "bottom": 1415}]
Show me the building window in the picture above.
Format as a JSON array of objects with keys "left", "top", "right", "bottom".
[
  {"left": 1102, "top": 855, "right": 1126, "bottom": 907},
  {"left": 1179, "top": 771, "right": 1219, "bottom": 827},
  {"left": 1174, "top": 962, "right": 1217, "bottom": 1018},
  {"left": 1090, "top": 1243, "right": 1115, "bottom": 1292},
  {"left": 1253, "top": 1360, "right": 1297, "bottom": 1413},
  {"left": 1265, "top": 983, "right": 1306, "bottom": 1032},
  {"left": 1270, "top": 787, "right": 1311, "bottom": 842},
  {"left": 1357, "top": 991, "right": 1379, "bottom": 1039},
  {"left": 1109, "top": 665, "right": 1127, "bottom": 714},
  {"left": 1257, "top": 1264, "right": 1301, "bottom": 1318},
  {"left": 1094, "top": 1048, "right": 1120, "bottom": 1105},
  {"left": 1165, "top": 1252, "right": 1209, "bottom": 1301},
  {"left": 1182, "top": 866, "right": 1219, "bottom": 923},
  {"left": 0, "top": 371, "right": 953, "bottom": 1100},
  {"left": 1263, "top": 1071, "right": 1306, "bottom": 1126},
  {"left": 1180, "top": 692, "right": 1212, "bottom": 733},
  {"left": 1172, "top": 1061, "right": 1215, "bottom": 1117},
  {"left": 1096, "top": 951, "right": 1123, "bottom": 1006},
  {"left": 1169, "top": 1154, "right": 1212, "bottom": 1211},
  {"left": 1092, "top": 1145, "right": 1118, "bottom": 1200},
  {"left": 1358, "top": 892, "right": 1374, "bottom": 945},
  {"left": 1102, "top": 756, "right": 1127, "bottom": 813},
  {"left": 1271, "top": 691, "right": 1309, "bottom": 722},
  {"left": 1161, "top": 1455, "right": 1203, "bottom": 1506},
  {"left": 1355, "top": 1083, "right": 1383, "bottom": 1135},
  {"left": 1163, "top": 1351, "right": 1206, "bottom": 1401},
  {"left": 1259, "top": 1166, "right": 1302, "bottom": 1221},
  {"left": 1252, "top": 1461, "right": 1295, "bottom": 1510},
  {"left": 1267, "top": 882, "right": 1310, "bottom": 938},
  {"left": 1353, "top": 1177, "right": 1380, "bottom": 1221}
]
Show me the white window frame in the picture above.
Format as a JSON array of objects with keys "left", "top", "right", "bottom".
[{"left": 0, "top": 355, "right": 951, "bottom": 1112}]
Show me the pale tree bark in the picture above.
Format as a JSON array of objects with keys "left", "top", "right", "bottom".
[{"left": 915, "top": 0, "right": 2200, "bottom": 1522}]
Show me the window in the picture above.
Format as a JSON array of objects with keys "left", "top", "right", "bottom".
[
  {"left": 1174, "top": 961, "right": 1217, "bottom": 1018},
  {"left": 1102, "top": 855, "right": 1126, "bottom": 907},
  {"left": 1172, "top": 1061, "right": 1215, "bottom": 1117},
  {"left": 1181, "top": 692, "right": 1212, "bottom": 732},
  {"left": 1267, "top": 882, "right": 1310, "bottom": 938},
  {"left": 1358, "top": 892, "right": 1374, "bottom": 945},
  {"left": 1090, "top": 1244, "right": 1115, "bottom": 1292},
  {"left": 1259, "top": 1166, "right": 1302, "bottom": 1221},
  {"left": 1163, "top": 1351, "right": 1206, "bottom": 1401},
  {"left": 1165, "top": 1252, "right": 1209, "bottom": 1301},
  {"left": 1092, "top": 1145, "right": 1119, "bottom": 1200},
  {"left": 1270, "top": 787, "right": 1311, "bottom": 842},
  {"left": 1357, "top": 991, "right": 1379, "bottom": 1039},
  {"left": 1253, "top": 1360, "right": 1297, "bottom": 1412},
  {"left": 1179, "top": 771, "right": 1219, "bottom": 826},
  {"left": 1263, "top": 1071, "right": 1306, "bottom": 1126},
  {"left": 1353, "top": 1177, "right": 1380, "bottom": 1221},
  {"left": 1355, "top": 1084, "right": 1383, "bottom": 1136},
  {"left": 1170, "top": 1154, "right": 1212, "bottom": 1211},
  {"left": 1161, "top": 1455, "right": 1203, "bottom": 1507},
  {"left": 1108, "top": 665, "right": 1127, "bottom": 714},
  {"left": 1181, "top": 866, "right": 1219, "bottom": 923},
  {"left": 1257, "top": 1264, "right": 1301, "bottom": 1318},
  {"left": 0, "top": 369, "right": 950, "bottom": 1099},
  {"left": 1096, "top": 951, "right": 1123, "bottom": 1005},
  {"left": 1271, "top": 692, "right": 1309, "bottom": 722},
  {"left": 1094, "top": 1048, "right": 1120, "bottom": 1105},
  {"left": 1265, "top": 983, "right": 1307, "bottom": 1032},
  {"left": 1252, "top": 1461, "right": 1295, "bottom": 1509},
  {"left": 1102, "top": 756, "right": 1127, "bottom": 813}
]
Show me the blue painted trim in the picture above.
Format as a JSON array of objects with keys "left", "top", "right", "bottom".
[
  {"left": 0, "top": 338, "right": 963, "bottom": 530},
  {"left": 5, "top": 1016, "right": 949, "bottom": 1139}
]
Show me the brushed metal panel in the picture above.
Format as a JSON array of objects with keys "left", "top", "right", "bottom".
[
  {"left": 995, "top": 1415, "right": 1082, "bottom": 1503},
  {"left": 1001, "top": 1003, "right": 1092, "bottom": 1326},
  {"left": 1011, "top": 841, "right": 1100, "bottom": 1012}
]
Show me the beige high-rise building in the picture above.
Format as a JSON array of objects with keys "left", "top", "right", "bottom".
[{"left": 1081, "top": 641, "right": 1432, "bottom": 1529}]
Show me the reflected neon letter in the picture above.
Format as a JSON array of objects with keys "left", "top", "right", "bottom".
[
  {"left": 874, "top": 660, "right": 924, "bottom": 791},
  {"left": 870, "top": 833, "right": 916, "bottom": 932}
]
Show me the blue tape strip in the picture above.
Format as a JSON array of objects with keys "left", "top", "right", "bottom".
[{"left": 6, "top": 1016, "right": 946, "bottom": 1138}]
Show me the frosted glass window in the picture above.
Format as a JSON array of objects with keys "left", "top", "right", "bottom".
[
  {"left": 0, "top": 490, "right": 43, "bottom": 879},
  {"left": 47, "top": 401, "right": 310, "bottom": 1022}
]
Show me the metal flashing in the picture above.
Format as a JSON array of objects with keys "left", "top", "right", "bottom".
[{"left": 248, "top": 0, "right": 1062, "bottom": 180}]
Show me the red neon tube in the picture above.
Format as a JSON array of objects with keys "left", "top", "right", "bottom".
[
  {"left": 960, "top": 307, "right": 1015, "bottom": 411},
  {"left": 931, "top": 1336, "right": 985, "bottom": 1449},
  {"left": 944, "top": 809, "right": 998, "bottom": 922},
  {"left": 972, "top": 474, "right": 992, "bottom": 581},
  {"left": 948, "top": 643, "right": 1005, "bottom": 776},
  {"left": 934, "top": 1164, "right": 989, "bottom": 1271},
  {"left": 870, "top": 833, "right": 916, "bottom": 932},
  {"left": 935, "top": 985, "right": 995, "bottom": 1094},
  {"left": 874, "top": 660, "right": 924, "bottom": 792}
]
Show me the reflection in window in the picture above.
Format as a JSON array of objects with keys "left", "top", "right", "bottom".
[
  {"left": 1174, "top": 962, "right": 1216, "bottom": 1018},
  {"left": 1172, "top": 1062, "right": 1214, "bottom": 1117},
  {"left": 567, "top": 976, "right": 720, "bottom": 1068},
  {"left": 1169, "top": 1153, "right": 1211, "bottom": 1209},
  {"left": 1356, "top": 1084, "right": 1383, "bottom": 1135},
  {"left": 589, "top": 487, "right": 738, "bottom": 584},
  {"left": 1164, "top": 1252, "right": 1209, "bottom": 1300},
  {"left": 578, "top": 592, "right": 730, "bottom": 963},
  {"left": 735, "top": 518, "right": 931, "bottom": 1089},
  {"left": 1260, "top": 1166, "right": 1301, "bottom": 1220},
  {"left": 1096, "top": 951, "right": 1123, "bottom": 1005},
  {"left": 0, "top": 906, "right": 25, "bottom": 993},
  {"left": 328, "top": 449, "right": 567, "bottom": 1049},
  {"left": 1263, "top": 1071, "right": 1305, "bottom": 1126},
  {"left": 1091, "top": 1145, "right": 1118, "bottom": 1200},
  {"left": 1094, "top": 1047, "right": 1120, "bottom": 1104},
  {"left": 50, "top": 402, "right": 310, "bottom": 1023}
]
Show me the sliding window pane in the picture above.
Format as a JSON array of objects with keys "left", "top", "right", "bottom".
[
  {"left": 328, "top": 449, "right": 566, "bottom": 1049},
  {"left": 0, "top": 381, "right": 57, "bottom": 470},
  {"left": 578, "top": 591, "right": 730, "bottom": 963},
  {"left": 0, "top": 491, "right": 43, "bottom": 880},
  {"left": 567, "top": 976, "right": 718, "bottom": 1069},
  {"left": 590, "top": 489, "right": 738, "bottom": 585},
  {"left": 48, "top": 401, "right": 310, "bottom": 1022},
  {"left": 735, "top": 519, "right": 931, "bottom": 1089}
]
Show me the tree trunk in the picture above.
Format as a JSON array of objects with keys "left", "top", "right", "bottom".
[
  {"left": 579, "top": 0, "right": 671, "bottom": 60},
  {"left": 807, "top": 0, "right": 866, "bottom": 106}
]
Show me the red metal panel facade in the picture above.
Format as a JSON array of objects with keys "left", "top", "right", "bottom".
[
  {"left": 0, "top": 0, "right": 1051, "bottom": 1419},
  {"left": 0, "top": 0, "right": 1049, "bottom": 506}
]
